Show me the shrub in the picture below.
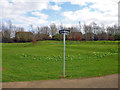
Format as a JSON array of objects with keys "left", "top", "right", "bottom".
[{"left": 109, "top": 36, "right": 115, "bottom": 41}]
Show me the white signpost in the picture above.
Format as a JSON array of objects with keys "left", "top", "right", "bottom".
[{"left": 59, "top": 29, "right": 70, "bottom": 77}]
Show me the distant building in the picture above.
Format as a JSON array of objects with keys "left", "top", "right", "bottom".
[{"left": 68, "top": 32, "right": 82, "bottom": 41}]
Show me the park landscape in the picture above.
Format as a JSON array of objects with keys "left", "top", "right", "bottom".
[{"left": 0, "top": 0, "right": 120, "bottom": 88}]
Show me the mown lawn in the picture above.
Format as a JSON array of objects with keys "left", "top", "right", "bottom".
[{"left": 2, "top": 41, "right": 119, "bottom": 82}]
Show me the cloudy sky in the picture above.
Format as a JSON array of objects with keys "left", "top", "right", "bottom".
[{"left": 0, "top": 0, "right": 119, "bottom": 29}]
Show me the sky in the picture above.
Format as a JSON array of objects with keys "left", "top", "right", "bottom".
[
  {"left": 118, "top": 1, "right": 120, "bottom": 26},
  {"left": 0, "top": 0, "right": 119, "bottom": 30}
]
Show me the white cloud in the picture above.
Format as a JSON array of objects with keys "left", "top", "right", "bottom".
[
  {"left": 0, "top": 0, "right": 119, "bottom": 28},
  {"left": 0, "top": 0, "right": 63, "bottom": 27},
  {"left": 63, "top": 9, "right": 118, "bottom": 26},
  {"left": 31, "top": 12, "right": 48, "bottom": 19},
  {"left": 119, "top": 1, "right": 120, "bottom": 26},
  {"left": 51, "top": 0, "right": 119, "bottom": 26},
  {"left": 0, "top": 0, "right": 51, "bottom": 28},
  {"left": 62, "top": 0, "right": 119, "bottom": 26},
  {"left": 49, "top": 5, "right": 61, "bottom": 11},
  {"left": 11, "top": 15, "right": 49, "bottom": 28}
]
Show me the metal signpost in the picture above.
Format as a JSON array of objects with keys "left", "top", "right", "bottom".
[{"left": 59, "top": 29, "right": 70, "bottom": 77}]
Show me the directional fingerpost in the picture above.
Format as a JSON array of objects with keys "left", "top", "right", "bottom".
[{"left": 59, "top": 29, "right": 70, "bottom": 78}]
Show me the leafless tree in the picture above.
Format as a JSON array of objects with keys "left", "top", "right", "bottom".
[
  {"left": 79, "top": 21, "right": 81, "bottom": 32},
  {"left": 50, "top": 23, "right": 57, "bottom": 38},
  {"left": 83, "top": 24, "right": 94, "bottom": 41}
]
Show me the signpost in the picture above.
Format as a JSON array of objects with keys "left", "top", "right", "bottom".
[{"left": 59, "top": 29, "right": 70, "bottom": 77}]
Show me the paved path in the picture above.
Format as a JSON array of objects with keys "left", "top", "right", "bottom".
[{"left": 2, "top": 74, "right": 119, "bottom": 88}]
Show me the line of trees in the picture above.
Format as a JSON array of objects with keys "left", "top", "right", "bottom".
[{"left": 0, "top": 21, "right": 120, "bottom": 43}]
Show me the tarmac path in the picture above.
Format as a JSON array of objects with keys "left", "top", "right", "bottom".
[{"left": 2, "top": 74, "right": 119, "bottom": 88}]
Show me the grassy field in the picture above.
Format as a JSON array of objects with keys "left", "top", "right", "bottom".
[{"left": 2, "top": 41, "right": 119, "bottom": 82}]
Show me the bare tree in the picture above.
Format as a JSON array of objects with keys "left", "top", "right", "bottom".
[
  {"left": 41, "top": 26, "right": 49, "bottom": 35},
  {"left": 50, "top": 23, "right": 57, "bottom": 38},
  {"left": 59, "top": 23, "right": 64, "bottom": 30},
  {"left": 2, "top": 21, "right": 13, "bottom": 42},
  {"left": 83, "top": 24, "right": 94, "bottom": 41},
  {"left": 79, "top": 21, "right": 81, "bottom": 32}
]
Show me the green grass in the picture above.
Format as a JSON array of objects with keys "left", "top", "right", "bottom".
[{"left": 2, "top": 41, "right": 119, "bottom": 82}]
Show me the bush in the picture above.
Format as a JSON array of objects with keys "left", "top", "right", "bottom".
[
  {"left": 114, "top": 34, "right": 120, "bottom": 40},
  {"left": 109, "top": 36, "right": 115, "bottom": 41}
]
